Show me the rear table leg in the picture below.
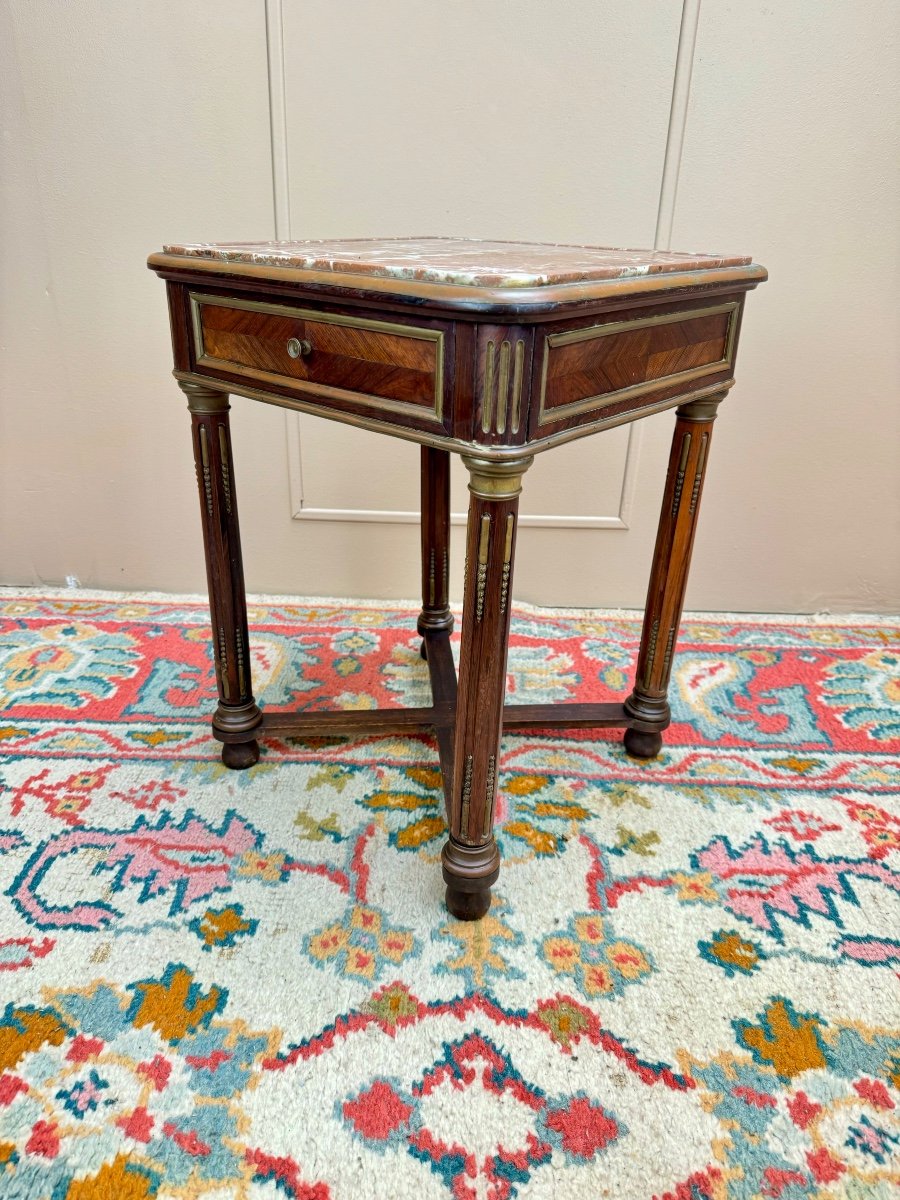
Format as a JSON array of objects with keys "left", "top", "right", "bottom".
[{"left": 417, "top": 447, "right": 453, "bottom": 657}]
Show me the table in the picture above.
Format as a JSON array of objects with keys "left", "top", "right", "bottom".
[{"left": 148, "top": 237, "right": 766, "bottom": 919}]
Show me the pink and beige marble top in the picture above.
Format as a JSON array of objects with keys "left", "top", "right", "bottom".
[{"left": 160, "top": 237, "right": 752, "bottom": 290}]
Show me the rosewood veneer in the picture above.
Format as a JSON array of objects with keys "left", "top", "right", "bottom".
[{"left": 149, "top": 236, "right": 766, "bottom": 919}]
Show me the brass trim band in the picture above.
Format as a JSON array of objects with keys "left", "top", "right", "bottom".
[{"left": 173, "top": 369, "right": 733, "bottom": 461}]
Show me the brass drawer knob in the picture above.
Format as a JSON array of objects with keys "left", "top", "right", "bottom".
[{"left": 286, "top": 337, "right": 312, "bottom": 359}]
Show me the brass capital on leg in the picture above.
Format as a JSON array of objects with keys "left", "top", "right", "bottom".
[
  {"left": 676, "top": 389, "right": 728, "bottom": 423},
  {"left": 461, "top": 454, "right": 533, "bottom": 500},
  {"left": 179, "top": 379, "right": 231, "bottom": 414}
]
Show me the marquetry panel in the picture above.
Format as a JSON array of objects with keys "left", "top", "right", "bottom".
[{"left": 539, "top": 302, "right": 737, "bottom": 426}]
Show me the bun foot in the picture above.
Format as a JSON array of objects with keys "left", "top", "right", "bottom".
[
  {"left": 221, "top": 739, "right": 260, "bottom": 770},
  {"left": 624, "top": 728, "right": 663, "bottom": 759},
  {"left": 446, "top": 885, "right": 492, "bottom": 921}
]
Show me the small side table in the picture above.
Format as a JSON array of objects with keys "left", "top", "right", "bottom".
[{"left": 149, "top": 238, "right": 766, "bottom": 919}]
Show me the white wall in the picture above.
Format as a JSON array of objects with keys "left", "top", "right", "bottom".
[{"left": 2, "top": 0, "right": 898, "bottom": 612}]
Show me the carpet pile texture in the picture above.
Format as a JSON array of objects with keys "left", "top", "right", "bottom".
[{"left": 0, "top": 592, "right": 898, "bottom": 1199}]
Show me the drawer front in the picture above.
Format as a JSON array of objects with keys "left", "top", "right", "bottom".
[
  {"left": 190, "top": 293, "right": 445, "bottom": 423},
  {"left": 539, "top": 301, "right": 738, "bottom": 427}
]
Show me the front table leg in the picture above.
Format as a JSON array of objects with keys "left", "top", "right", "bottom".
[
  {"left": 624, "top": 392, "right": 726, "bottom": 757},
  {"left": 180, "top": 382, "right": 262, "bottom": 768},
  {"left": 442, "top": 455, "right": 532, "bottom": 919}
]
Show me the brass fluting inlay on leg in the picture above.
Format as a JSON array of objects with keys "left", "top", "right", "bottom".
[
  {"left": 661, "top": 624, "right": 678, "bottom": 677},
  {"left": 199, "top": 426, "right": 213, "bottom": 518},
  {"left": 235, "top": 626, "right": 247, "bottom": 699},
  {"left": 442, "top": 549, "right": 449, "bottom": 606},
  {"left": 482, "top": 755, "right": 497, "bottom": 839},
  {"left": 499, "top": 515, "right": 514, "bottom": 615},
  {"left": 671, "top": 432, "right": 692, "bottom": 519},
  {"left": 428, "top": 549, "right": 436, "bottom": 606},
  {"left": 481, "top": 341, "right": 496, "bottom": 434},
  {"left": 218, "top": 425, "right": 233, "bottom": 516},
  {"left": 496, "top": 340, "right": 511, "bottom": 435},
  {"left": 475, "top": 515, "right": 491, "bottom": 621},
  {"left": 643, "top": 617, "right": 660, "bottom": 689},
  {"left": 218, "top": 626, "right": 230, "bottom": 701},
  {"left": 511, "top": 340, "right": 525, "bottom": 434},
  {"left": 689, "top": 432, "right": 710, "bottom": 515},
  {"left": 459, "top": 755, "right": 474, "bottom": 843}
]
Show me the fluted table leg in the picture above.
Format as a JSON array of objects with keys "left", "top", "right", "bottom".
[
  {"left": 181, "top": 381, "right": 262, "bottom": 768},
  {"left": 624, "top": 393, "right": 726, "bottom": 758},
  {"left": 442, "top": 455, "right": 532, "bottom": 919}
]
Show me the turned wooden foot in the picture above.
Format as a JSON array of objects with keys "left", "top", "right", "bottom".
[
  {"left": 445, "top": 885, "right": 492, "bottom": 921},
  {"left": 222, "top": 739, "right": 260, "bottom": 769},
  {"left": 623, "top": 728, "right": 663, "bottom": 759},
  {"left": 442, "top": 836, "right": 500, "bottom": 921}
]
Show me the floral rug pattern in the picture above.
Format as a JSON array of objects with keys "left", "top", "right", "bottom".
[{"left": 0, "top": 593, "right": 898, "bottom": 1198}]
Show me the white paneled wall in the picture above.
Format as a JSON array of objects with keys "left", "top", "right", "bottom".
[{"left": 2, "top": 0, "right": 898, "bottom": 612}]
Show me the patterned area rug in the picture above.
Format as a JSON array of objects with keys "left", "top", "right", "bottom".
[{"left": 0, "top": 592, "right": 898, "bottom": 1199}]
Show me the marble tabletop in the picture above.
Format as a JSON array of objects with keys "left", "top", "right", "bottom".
[{"left": 160, "top": 236, "right": 752, "bottom": 290}]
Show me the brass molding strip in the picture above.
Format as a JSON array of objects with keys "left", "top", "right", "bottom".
[
  {"left": 172, "top": 370, "right": 732, "bottom": 461},
  {"left": 481, "top": 341, "right": 495, "bottom": 434},
  {"left": 151, "top": 252, "right": 767, "bottom": 313},
  {"left": 189, "top": 291, "right": 445, "bottom": 426},
  {"left": 510, "top": 340, "right": 525, "bottom": 433},
  {"left": 538, "top": 301, "right": 739, "bottom": 427},
  {"left": 496, "top": 340, "right": 511, "bottom": 434}
]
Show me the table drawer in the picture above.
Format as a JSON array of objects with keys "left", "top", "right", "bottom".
[
  {"left": 538, "top": 301, "right": 738, "bottom": 427},
  {"left": 190, "top": 293, "right": 445, "bottom": 423}
]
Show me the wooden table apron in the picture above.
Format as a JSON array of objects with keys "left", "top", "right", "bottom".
[{"left": 149, "top": 243, "right": 765, "bottom": 919}]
